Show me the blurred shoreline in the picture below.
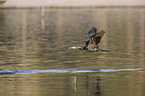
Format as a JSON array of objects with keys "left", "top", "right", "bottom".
[
  {"left": 0, "top": 6, "right": 145, "bottom": 9},
  {"left": 0, "top": 0, "right": 145, "bottom": 9}
]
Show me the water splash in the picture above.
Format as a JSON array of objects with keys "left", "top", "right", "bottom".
[{"left": 0, "top": 68, "right": 142, "bottom": 75}]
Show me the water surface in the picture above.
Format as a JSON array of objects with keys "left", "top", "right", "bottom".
[{"left": 0, "top": 8, "right": 145, "bottom": 96}]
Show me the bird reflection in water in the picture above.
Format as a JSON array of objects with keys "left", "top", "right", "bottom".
[{"left": 87, "top": 76, "right": 102, "bottom": 96}]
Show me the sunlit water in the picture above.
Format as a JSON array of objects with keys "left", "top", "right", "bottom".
[{"left": 0, "top": 8, "right": 145, "bottom": 96}]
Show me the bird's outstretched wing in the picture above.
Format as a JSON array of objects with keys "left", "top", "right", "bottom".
[{"left": 87, "top": 27, "right": 97, "bottom": 37}]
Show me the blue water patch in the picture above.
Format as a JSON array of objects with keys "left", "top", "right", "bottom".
[{"left": 0, "top": 68, "right": 142, "bottom": 75}]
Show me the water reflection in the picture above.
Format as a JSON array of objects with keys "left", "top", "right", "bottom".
[
  {"left": 1, "top": 71, "right": 145, "bottom": 96},
  {"left": 0, "top": 73, "right": 103, "bottom": 96},
  {"left": 87, "top": 76, "right": 102, "bottom": 96}
]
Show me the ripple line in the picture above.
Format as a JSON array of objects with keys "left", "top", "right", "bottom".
[{"left": 0, "top": 68, "right": 143, "bottom": 75}]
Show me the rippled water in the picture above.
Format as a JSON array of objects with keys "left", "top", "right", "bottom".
[{"left": 0, "top": 8, "right": 145, "bottom": 96}]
